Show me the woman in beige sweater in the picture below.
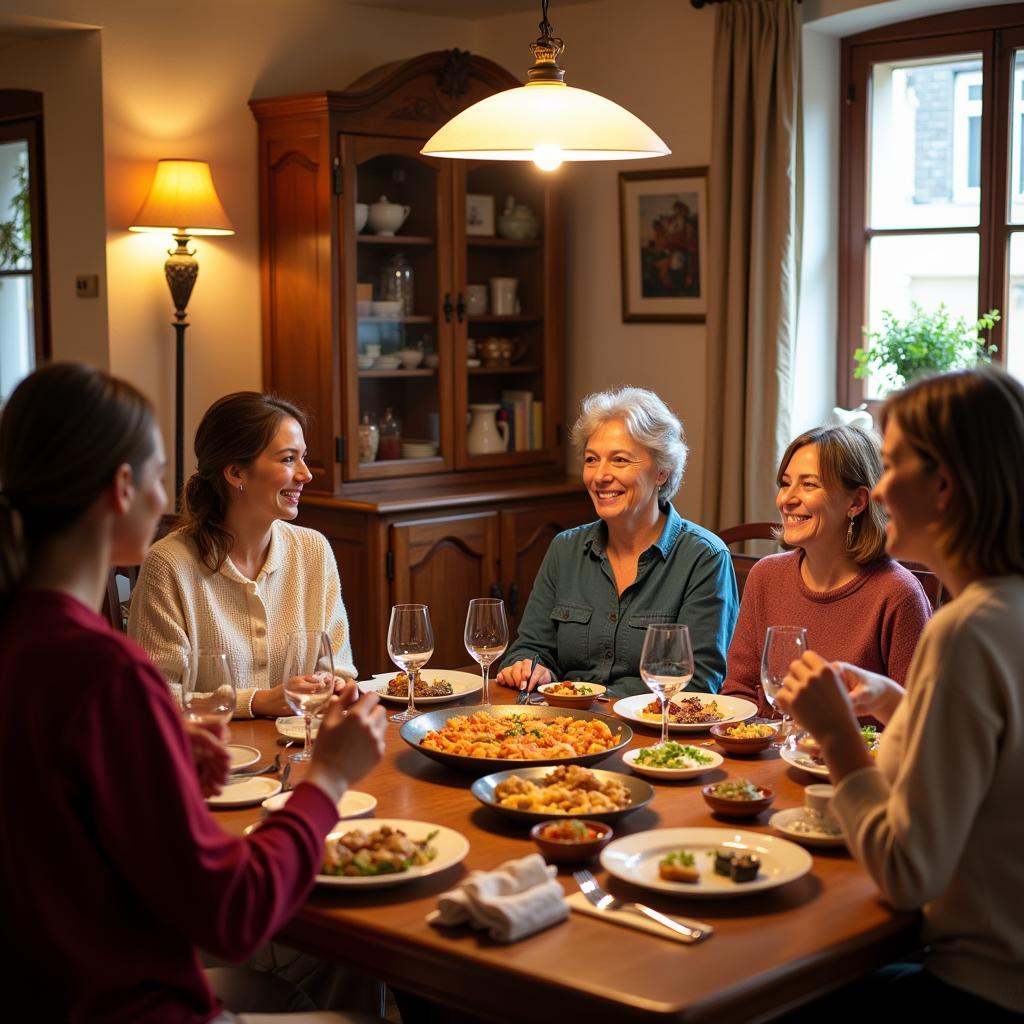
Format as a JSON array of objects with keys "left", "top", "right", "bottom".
[
  {"left": 780, "top": 367, "right": 1024, "bottom": 1017},
  {"left": 129, "top": 392, "right": 356, "bottom": 718}
]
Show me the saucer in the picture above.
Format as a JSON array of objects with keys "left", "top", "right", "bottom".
[
  {"left": 208, "top": 775, "right": 282, "bottom": 809},
  {"left": 769, "top": 807, "right": 846, "bottom": 849}
]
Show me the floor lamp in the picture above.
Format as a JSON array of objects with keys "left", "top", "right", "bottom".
[{"left": 130, "top": 159, "right": 234, "bottom": 506}]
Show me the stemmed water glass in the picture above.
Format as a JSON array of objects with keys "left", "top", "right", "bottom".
[
  {"left": 639, "top": 624, "right": 694, "bottom": 749},
  {"left": 464, "top": 598, "right": 509, "bottom": 707},
  {"left": 282, "top": 629, "right": 335, "bottom": 762},
  {"left": 182, "top": 650, "right": 237, "bottom": 728},
  {"left": 387, "top": 604, "right": 434, "bottom": 723},
  {"left": 760, "top": 625, "right": 808, "bottom": 750}
]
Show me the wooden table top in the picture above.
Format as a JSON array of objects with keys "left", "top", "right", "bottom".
[{"left": 218, "top": 689, "right": 918, "bottom": 1023}]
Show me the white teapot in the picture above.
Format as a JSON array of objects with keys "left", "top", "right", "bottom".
[
  {"left": 368, "top": 196, "right": 410, "bottom": 236},
  {"left": 466, "top": 403, "right": 509, "bottom": 455}
]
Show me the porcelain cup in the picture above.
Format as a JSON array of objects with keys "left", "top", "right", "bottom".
[
  {"left": 368, "top": 196, "right": 410, "bottom": 236},
  {"left": 490, "top": 277, "right": 519, "bottom": 316},
  {"left": 804, "top": 783, "right": 838, "bottom": 830}
]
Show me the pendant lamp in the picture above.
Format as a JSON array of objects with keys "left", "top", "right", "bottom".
[{"left": 421, "top": 0, "right": 669, "bottom": 171}]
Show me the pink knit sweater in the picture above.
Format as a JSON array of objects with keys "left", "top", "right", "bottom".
[{"left": 722, "top": 551, "right": 933, "bottom": 715}]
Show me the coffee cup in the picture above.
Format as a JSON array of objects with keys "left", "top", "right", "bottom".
[
  {"left": 465, "top": 284, "right": 488, "bottom": 316},
  {"left": 804, "top": 784, "right": 839, "bottom": 830},
  {"left": 490, "top": 277, "right": 519, "bottom": 317}
]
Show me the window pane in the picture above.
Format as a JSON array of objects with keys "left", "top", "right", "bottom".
[
  {"left": 1003, "top": 233, "right": 1024, "bottom": 382},
  {"left": 1009, "top": 51, "right": 1024, "bottom": 223},
  {"left": 869, "top": 55, "right": 982, "bottom": 229},
  {"left": 864, "top": 233, "right": 979, "bottom": 397},
  {"left": 0, "top": 139, "right": 35, "bottom": 404}
]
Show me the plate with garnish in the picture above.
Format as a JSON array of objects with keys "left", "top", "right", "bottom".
[
  {"left": 622, "top": 742, "right": 724, "bottom": 780},
  {"left": 612, "top": 693, "right": 757, "bottom": 732}
]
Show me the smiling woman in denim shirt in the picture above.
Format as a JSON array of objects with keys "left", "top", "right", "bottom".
[{"left": 496, "top": 387, "right": 739, "bottom": 697}]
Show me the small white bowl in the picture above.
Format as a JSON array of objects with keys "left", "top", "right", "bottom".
[
  {"left": 356, "top": 355, "right": 375, "bottom": 370},
  {"left": 371, "top": 300, "right": 402, "bottom": 319},
  {"left": 622, "top": 745, "right": 725, "bottom": 780},
  {"left": 261, "top": 788, "right": 378, "bottom": 820},
  {"left": 398, "top": 349, "right": 424, "bottom": 369},
  {"left": 373, "top": 356, "right": 401, "bottom": 370}
]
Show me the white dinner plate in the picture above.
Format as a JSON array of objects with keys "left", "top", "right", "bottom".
[
  {"left": 228, "top": 744, "right": 261, "bottom": 770},
  {"left": 275, "top": 716, "right": 322, "bottom": 741},
  {"left": 769, "top": 808, "right": 847, "bottom": 850},
  {"left": 358, "top": 669, "right": 483, "bottom": 705},
  {"left": 261, "top": 789, "right": 378, "bottom": 820},
  {"left": 316, "top": 818, "right": 470, "bottom": 889},
  {"left": 779, "top": 745, "right": 830, "bottom": 778},
  {"left": 622, "top": 745, "right": 725, "bottom": 780},
  {"left": 601, "top": 826, "right": 813, "bottom": 899},
  {"left": 612, "top": 693, "right": 757, "bottom": 732},
  {"left": 208, "top": 775, "right": 282, "bottom": 809}
]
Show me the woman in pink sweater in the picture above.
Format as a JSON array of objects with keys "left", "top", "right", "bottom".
[{"left": 722, "top": 425, "right": 932, "bottom": 716}]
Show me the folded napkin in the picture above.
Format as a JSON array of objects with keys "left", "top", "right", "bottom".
[
  {"left": 428, "top": 853, "right": 568, "bottom": 943},
  {"left": 566, "top": 892, "right": 713, "bottom": 944}
]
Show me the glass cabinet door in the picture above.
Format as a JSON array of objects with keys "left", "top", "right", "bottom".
[
  {"left": 340, "top": 134, "right": 453, "bottom": 480},
  {"left": 455, "top": 162, "right": 559, "bottom": 469}
]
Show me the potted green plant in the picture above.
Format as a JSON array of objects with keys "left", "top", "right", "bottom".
[
  {"left": 854, "top": 302, "right": 1000, "bottom": 395},
  {"left": 0, "top": 162, "right": 31, "bottom": 272}
]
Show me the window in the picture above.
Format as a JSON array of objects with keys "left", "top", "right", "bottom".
[
  {"left": 839, "top": 7, "right": 1024, "bottom": 402},
  {"left": 0, "top": 91, "right": 49, "bottom": 404}
]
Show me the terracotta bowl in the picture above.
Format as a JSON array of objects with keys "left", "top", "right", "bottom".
[
  {"left": 537, "top": 682, "right": 606, "bottom": 710},
  {"left": 530, "top": 819, "right": 613, "bottom": 863},
  {"left": 710, "top": 722, "right": 778, "bottom": 756},
  {"left": 701, "top": 782, "right": 775, "bottom": 819}
]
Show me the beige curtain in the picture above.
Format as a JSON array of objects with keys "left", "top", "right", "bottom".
[{"left": 701, "top": 0, "right": 802, "bottom": 531}]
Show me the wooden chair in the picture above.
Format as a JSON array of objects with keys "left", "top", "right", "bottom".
[
  {"left": 103, "top": 513, "right": 177, "bottom": 632},
  {"left": 898, "top": 560, "right": 947, "bottom": 611},
  {"left": 716, "top": 522, "right": 782, "bottom": 600}
]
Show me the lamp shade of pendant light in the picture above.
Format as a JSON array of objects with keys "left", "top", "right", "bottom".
[{"left": 421, "top": 2, "right": 669, "bottom": 171}]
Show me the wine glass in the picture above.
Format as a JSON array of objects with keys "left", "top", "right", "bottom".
[
  {"left": 760, "top": 626, "right": 808, "bottom": 750},
  {"left": 387, "top": 604, "right": 434, "bottom": 723},
  {"left": 639, "top": 624, "right": 694, "bottom": 748},
  {"left": 464, "top": 598, "right": 508, "bottom": 707},
  {"left": 282, "top": 630, "right": 335, "bottom": 762},
  {"left": 182, "top": 650, "right": 237, "bottom": 728}
]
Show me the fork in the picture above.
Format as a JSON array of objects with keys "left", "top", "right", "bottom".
[
  {"left": 573, "top": 869, "right": 712, "bottom": 943},
  {"left": 279, "top": 762, "right": 292, "bottom": 793},
  {"left": 231, "top": 752, "right": 281, "bottom": 777},
  {"left": 516, "top": 654, "right": 541, "bottom": 704}
]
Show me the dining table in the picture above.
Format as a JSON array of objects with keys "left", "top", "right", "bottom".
[{"left": 217, "top": 685, "right": 920, "bottom": 1023}]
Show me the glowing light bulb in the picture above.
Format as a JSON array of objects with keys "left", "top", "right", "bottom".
[{"left": 532, "top": 145, "right": 563, "bottom": 172}]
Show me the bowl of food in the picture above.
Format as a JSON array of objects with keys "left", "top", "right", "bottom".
[
  {"left": 701, "top": 778, "right": 774, "bottom": 819},
  {"left": 537, "top": 680, "right": 606, "bottom": 710},
  {"left": 531, "top": 818, "right": 613, "bottom": 863},
  {"left": 622, "top": 741, "right": 724, "bottom": 780},
  {"left": 710, "top": 721, "right": 778, "bottom": 755}
]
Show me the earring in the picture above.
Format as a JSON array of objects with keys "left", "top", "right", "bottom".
[
  {"left": 238, "top": 483, "right": 244, "bottom": 493},
  {"left": 846, "top": 514, "right": 855, "bottom": 549}
]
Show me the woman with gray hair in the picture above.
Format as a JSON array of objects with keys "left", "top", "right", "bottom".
[{"left": 496, "top": 386, "right": 738, "bottom": 697}]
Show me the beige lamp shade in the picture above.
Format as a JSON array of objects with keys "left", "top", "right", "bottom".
[
  {"left": 130, "top": 159, "right": 234, "bottom": 235},
  {"left": 421, "top": 81, "right": 670, "bottom": 170}
]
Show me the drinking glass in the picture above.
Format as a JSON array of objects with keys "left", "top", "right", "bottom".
[
  {"left": 464, "top": 598, "right": 508, "bottom": 707},
  {"left": 639, "top": 624, "right": 694, "bottom": 748},
  {"left": 760, "top": 626, "right": 808, "bottom": 749},
  {"left": 182, "top": 651, "right": 237, "bottom": 728},
  {"left": 282, "top": 630, "right": 335, "bottom": 762},
  {"left": 387, "top": 604, "right": 434, "bottom": 723}
]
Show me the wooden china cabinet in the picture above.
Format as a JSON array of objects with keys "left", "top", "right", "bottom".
[{"left": 250, "top": 51, "right": 592, "bottom": 674}]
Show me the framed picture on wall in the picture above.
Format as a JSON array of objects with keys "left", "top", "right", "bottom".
[
  {"left": 618, "top": 166, "right": 708, "bottom": 323},
  {"left": 465, "top": 193, "right": 495, "bottom": 236}
]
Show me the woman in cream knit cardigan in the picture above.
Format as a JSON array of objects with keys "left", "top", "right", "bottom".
[{"left": 129, "top": 392, "right": 355, "bottom": 718}]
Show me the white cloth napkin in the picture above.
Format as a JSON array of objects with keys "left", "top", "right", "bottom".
[{"left": 428, "top": 853, "right": 568, "bottom": 943}]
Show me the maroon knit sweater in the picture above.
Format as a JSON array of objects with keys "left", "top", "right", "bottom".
[{"left": 722, "top": 551, "right": 933, "bottom": 715}]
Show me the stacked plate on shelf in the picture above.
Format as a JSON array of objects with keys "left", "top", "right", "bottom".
[
  {"left": 400, "top": 439, "right": 438, "bottom": 459},
  {"left": 373, "top": 356, "right": 402, "bottom": 370}
]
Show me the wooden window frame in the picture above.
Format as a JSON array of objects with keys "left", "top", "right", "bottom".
[{"left": 838, "top": 5, "right": 1024, "bottom": 407}]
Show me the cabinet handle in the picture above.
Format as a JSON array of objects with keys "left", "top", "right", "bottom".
[
  {"left": 443, "top": 292, "right": 454, "bottom": 323},
  {"left": 456, "top": 292, "right": 466, "bottom": 323},
  {"left": 508, "top": 582, "right": 520, "bottom": 615},
  {"left": 489, "top": 582, "right": 504, "bottom": 601}
]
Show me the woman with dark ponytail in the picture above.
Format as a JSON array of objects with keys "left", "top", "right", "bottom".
[
  {"left": 0, "top": 363, "right": 386, "bottom": 1022},
  {"left": 129, "top": 392, "right": 356, "bottom": 718}
]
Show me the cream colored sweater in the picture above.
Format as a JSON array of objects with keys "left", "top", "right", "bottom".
[
  {"left": 127, "top": 521, "right": 356, "bottom": 717},
  {"left": 834, "top": 576, "right": 1024, "bottom": 1011}
]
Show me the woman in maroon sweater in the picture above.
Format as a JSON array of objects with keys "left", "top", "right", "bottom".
[
  {"left": 0, "top": 364, "right": 387, "bottom": 1023},
  {"left": 722, "top": 425, "right": 932, "bottom": 717}
]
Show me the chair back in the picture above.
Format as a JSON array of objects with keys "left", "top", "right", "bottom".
[
  {"left": 898, "top": 560, "right": 947, "bottom": 611},
  {"left": 103, "top": 513, "right": 177, "bottom": 632},
  {"left": 716, "top": 522, "right": 782, "bottom": 600}
]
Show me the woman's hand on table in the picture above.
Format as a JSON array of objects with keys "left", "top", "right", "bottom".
[
  {"left": 496, "top": 659, "right": 552, "bottom": 691},
  {"left": 184, "top": 719, "right": 231, "bottom": 798},
  {"left": 250, "top": 675, "right": 353, "bottom": 719},
  {"left": 778, "top": 651, "right": 874, "bottom": 782},
  {"left": 306, "top": 683, "right": 387, "bottom": 805}
]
